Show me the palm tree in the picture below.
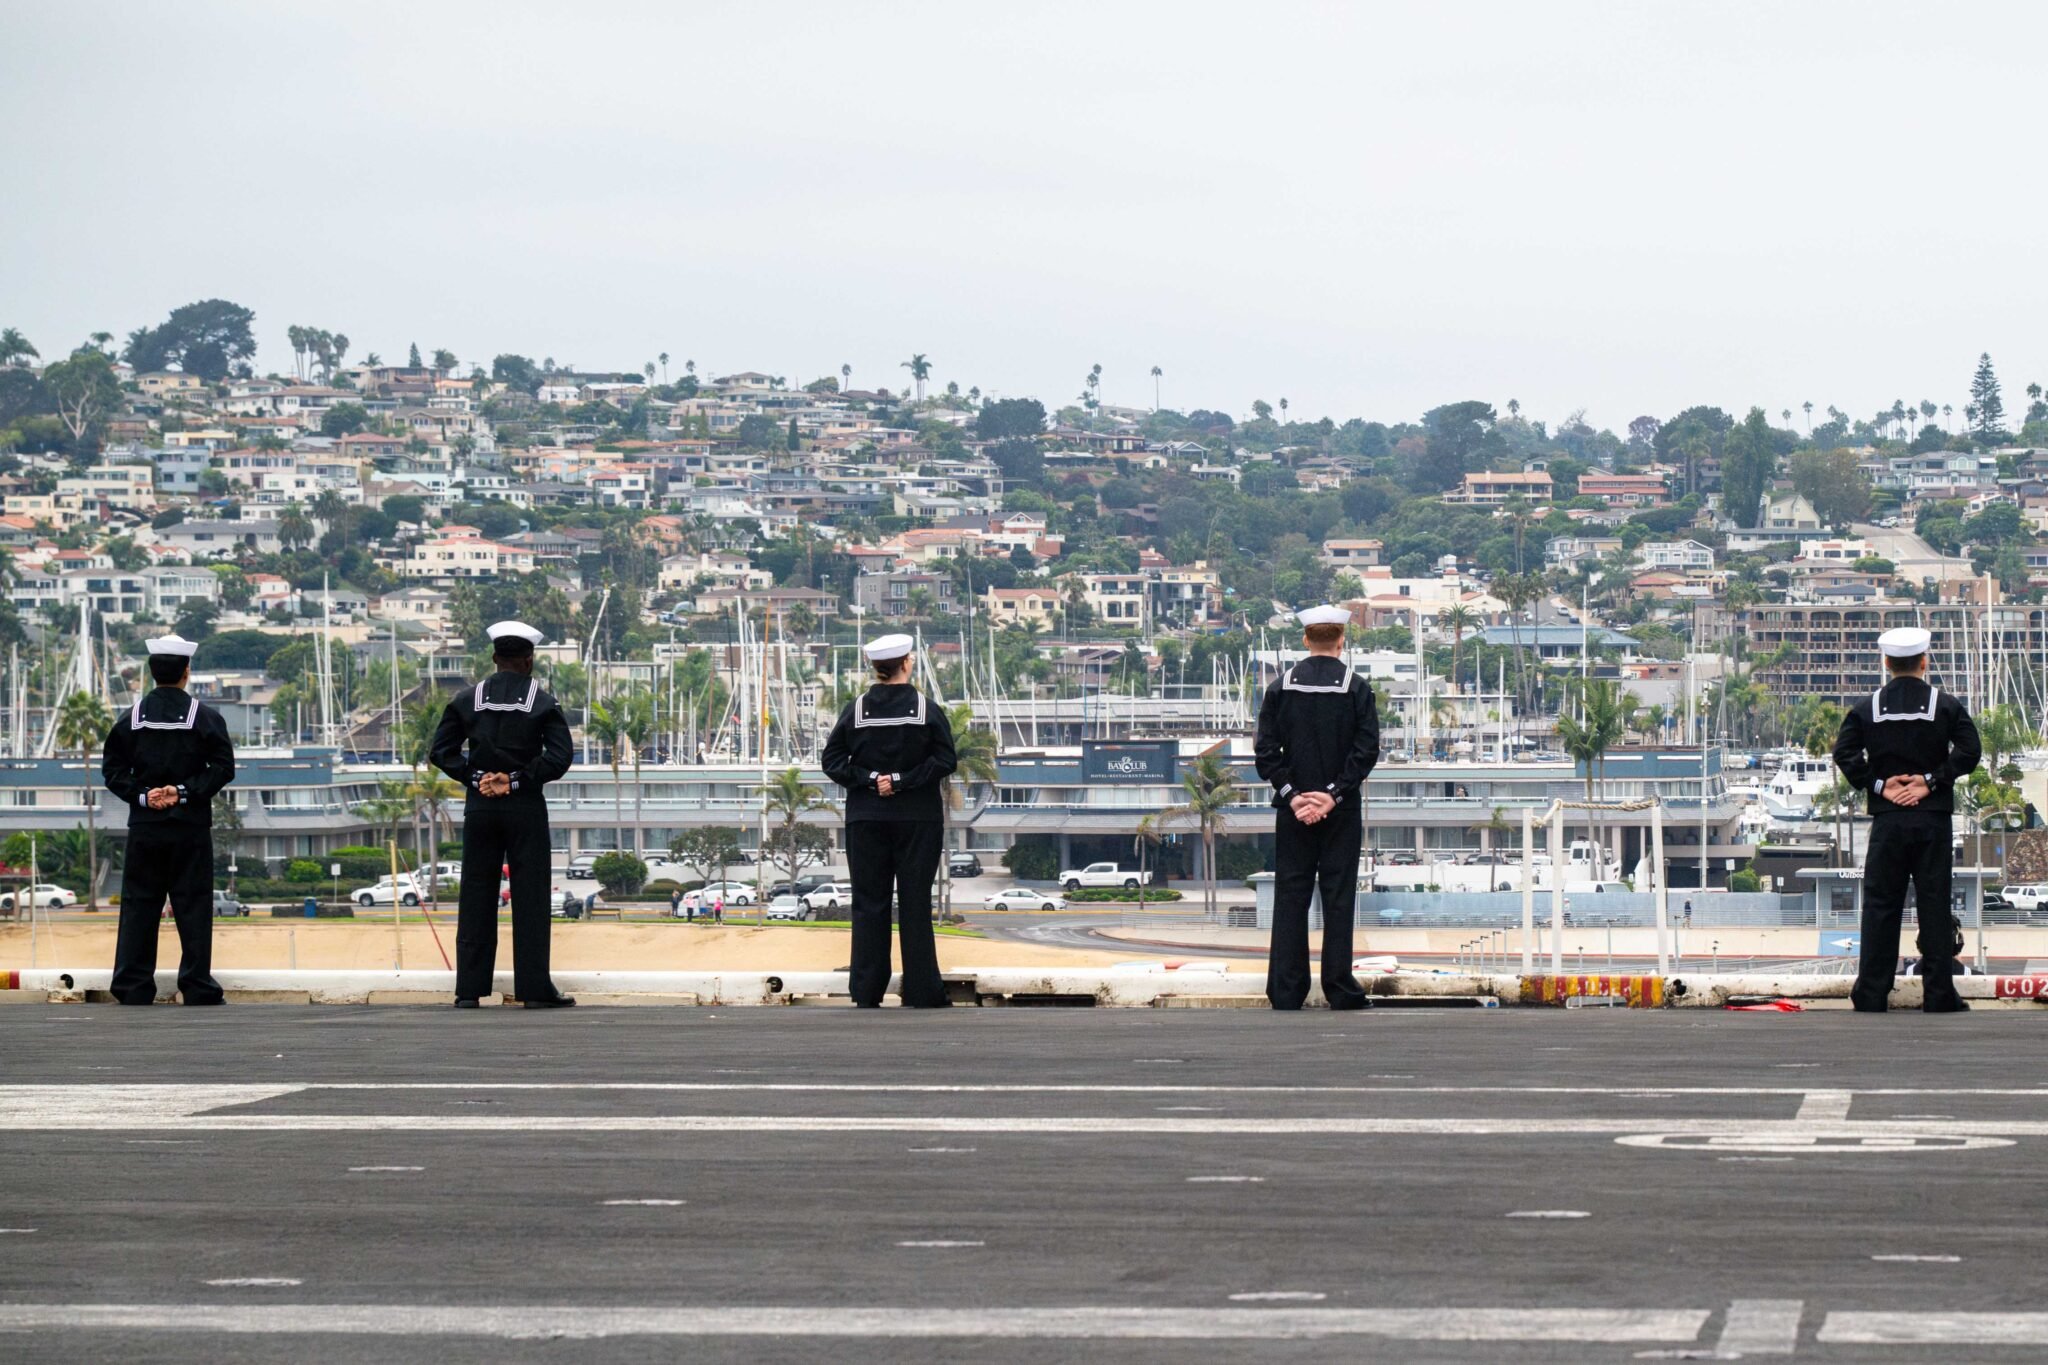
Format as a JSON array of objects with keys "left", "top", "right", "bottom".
[
  {"left": 938, "top": 704, "right": 999, "bottom": 920},
  {"left": 1555, "top": 678, "right": 1634, "bottom": 878},
  {"left": 1150, "top": 365, "right": 1162, "bottom": 411},
  {"left": 353, "top": 777, "right": 414, "bottom": 852},
  {"left": 585, "top": 701, "right": 629, "bottom": 851},
  {"left": 841, "top": 362, "right": 851, "bottom": 390},
  {"left": 0, "top": 327, "right": 37, "bottom": 367},
  {"left": 1801, "top": 400, "right": 1813, "bottom": 433},
  {"left": 56, "top": 691, "right": 111, "bottom": 910},
  {"left": 658, "top": 352, "right": 670, "bottom": 383},
  {"left": 621, "top": 689, "right": 655, "bottom": 856},
  {"left": 1132, "top": 813, "right": 1163, "bottom": 913},
  {"left": 1976, "top": 704, "right": 2039, "bottom": 784},
  {"left": 762, "top": 767, "right": 832, "bottom": 924},
  {"left": 901, "top": 353, "right": 931, "bottom": 403},
  {"left": 1438, "top": 603, "right": 1478, "bottom": 692},
  {"left": 1164, "top": 753, "right": 1240, "bottom": 922},
  {"left": 404, "top": 767, "right": 462, "bottom": 907},
  {"left": 278, "top": 503, "right": 315, "bottom": 554}
]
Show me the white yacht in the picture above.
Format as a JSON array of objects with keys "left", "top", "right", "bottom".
[{"left": 1761, "top": 752, "right": 1834, "bottom": 821}]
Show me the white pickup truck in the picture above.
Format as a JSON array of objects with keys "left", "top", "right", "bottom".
[{"left": 1058, "top": 862, "right": 1152, "bottom": 891}]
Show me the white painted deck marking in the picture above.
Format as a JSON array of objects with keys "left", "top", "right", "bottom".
[
  {"left": 1795, "top": 1091, "right": 1853, "bottom": 1122},
  {"left": 1230, "top": 1292, "right": 1326, "bottom": 1301},
  {"left": 348, "top": 1166, "right": 422, "bottom": 1173},
  {"left": 0, "top": 1228, "right": 36, "bottom": 1234},
  {"left": 1506, "top": 1210, "right": 1589, "bottom": 1219},
  {"left": 1822, "top": 1311, "right": 2048, "bottom": 1344},
  {"left": 895, "top": 1241, "right": 984, "bottom": 1248},
  {"left": 1871, "top": 1254, "right": 1962, "bottom": 1263},
  {"left": 203, "top": 1279, "right": 302, "bottom": 1288},
  {"left": 1186, "top": 1175, "right": 1264, "bottom": 1183},
  {"left": 1715, "top": 1299, "right": 1801, "bottom": 1354},
  {"left": 0, "top": 1303, "right": 1714, "bottom": 1341},
  {"left": 602, "top": 1199, "right": 685, "bottom": 1206},
  {"left": 1619, "top": 1132, "right": 2014, "bottom": 1154}
]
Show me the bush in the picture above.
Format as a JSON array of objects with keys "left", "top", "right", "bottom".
[
  {"left": 284, "top": 859, "right": 324, "bottom": 883},
  {"left": 1728, "top": 866, "right": 1762, "bottom": 893},
  {"left": 1214, "top": 840, "right": 1269, "bottom": 881},
  {"left": 1063, "top": 887, "right": 1185, "bottom": 903},
  {"left": 1001, "top": 836, "right": 1058, "bottom": 882},
  {"left": 592, "top": 852, "right": 648, "bottom": 897}
]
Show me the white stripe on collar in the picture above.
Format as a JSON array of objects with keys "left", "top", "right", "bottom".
[
  {"left": 854, "top": 690, "right": 926, "bottom": 728},
  {"left": 1871, "top": 683, "right": 1939, "bottom": 723},
  {"left": 131, "top": 694, "right": 199, "bottom": 731},
  {"left": 474, "top": 678, "right": 540, "bottom": 713},
  {"left": 1281, "top": 659, "right": 1355, "bottom": 694}
]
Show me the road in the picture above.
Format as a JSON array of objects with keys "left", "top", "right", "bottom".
[
  {"left": 3, "top": 1007, "right": 2047, "bottom": 1361},
  {"left": 1850, "top": 520, "right": 1975, "bottom": 584}
]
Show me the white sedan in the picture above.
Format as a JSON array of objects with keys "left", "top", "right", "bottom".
[
  {"left": 0, "top": 883, "right": 78, "bottom": 911},
  {"left": 983, "top": 887, "right": 1064, "bottom": 912},
  {"left": 700, "top": 881, "right": 756, "bottom": 907},
  {"left": 763, "top": 894, "right": 808, "bottom": 921}
]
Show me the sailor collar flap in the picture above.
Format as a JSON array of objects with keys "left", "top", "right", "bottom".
[
  {"left": 854, "top": 689, "right": 926, "bottom": 728},
  {"left": 474, "top": 678, "right": 541, "bottom": 713},
  {"left": 1281, "top": 658, "right": 1355, "bottom": 694},
  {"left": 131, "top": 693, "right": 200, "bottom": 731},
  {"left": 1871, "top": 681, "right": 1938, "bottom": 723}
]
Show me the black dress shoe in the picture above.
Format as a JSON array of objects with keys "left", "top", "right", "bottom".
[
  {"left": 181, "top": 996, "right": 226, "bottom": 1006},
  {"left": 453, "top": 998, "right": 480, "bottom": 1009},
  {"left": 523, "top": 994, "right": 576, "bottom": 1009},
  {"left": 1925, "top": 999, "right": 1972, "bottom": 1013}
]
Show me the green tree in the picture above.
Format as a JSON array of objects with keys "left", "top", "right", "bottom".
[
  {"left": 670, "top": 826, "right": 744, "bottom": 887},
  {"left": 585, "top": 700, "right": 630, "bottom": 850},
  {"left": 1555, "top": 678, "right": 1635, "bottom": 807},
  {"left": 1718, "top": 406, "right": 1776, "bottom": 528},
  {"left": 1163, "top": 753, "right": 1240, "bottom": 921},
  {"left": 122, "top": 298, "right": 256, "bottom": 380},
  {"left": 976, "top": 397, "right": 1047, "bottom": 440},
  {"left": 1412, "top": 401, "right": 1503, "bottom": 492},
  {"left": 762, "top": 768, "right": 832, "bottom": 923},
  {"left": 404, "top": 767, "right": 462, "bottom": 906},
  {"left": 1788, "top": 448, "right": 1872, "bottom": 527},
  {"left": 321, "top": 402, "right": 370, "bottom": 437},
  {"left": 56, "top": 690, "right": 112, "bottom": 910},
  {"left": 621, "top": 689, "right": 655, "bottom": 855},
  {"left": 936, "top": 704, "right": 999, "bottom": 919},
  {"left": 1969, "top": 352, "right": 2007, "bottom": 442},
  {"left": 592, "top": 851, "right": 647, "bottom": 897},
  {"left": 41, "top": 347, "right": 122, "bottom": 447},
  {"left": 353, "top": 777, "right": 415, "bottom": 853}
]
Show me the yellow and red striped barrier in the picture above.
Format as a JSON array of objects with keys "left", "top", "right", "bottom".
[{"left": 1520, "top": 974, "right": 1666, "bottom": 1008}]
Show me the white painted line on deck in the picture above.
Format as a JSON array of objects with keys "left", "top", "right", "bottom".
[
  {"left": 206, "top": 1082, "right": 2048, "bottom": 1095},
  {"left": 1230, "top": 1292, "right": 1326, "bottom": 1302},
  {"left": 347, "top": 1166, "right": 422, "bottom": 1173},
  {"left": 0, "top": 1228, "right": 36, "bottom": 1234},
  {"left": 1714, "top": 1299, "right": 1802, "bottom": 1355},
  {"left": 603, "top": 1199, "right": 686, "bottom": 1206},
  {"left": 1821, "top": 1311, "right": 2048, "bottom": 1345},
  {"left": 895, "top": 1241, "right": 984, "bottom": 1249},
  {"left": 0, "top": 1303, "right": 1712, "bottom": 1342},
  {"left": 1871, "top": 1254, "right": 1962, "bottom": 1263},
  {"left": 1158, "top": 1106, "right": 1220, "bottom": 1112},
  {"left": 202, "top": 1279, "right": 302, "bottom": 1288},
  {"left": 1794, "top": 1091, "right": 1853, "bottom": 1122},
  {"left": 1718, "top": 1156, "right": 1795, "bottom": 1163},
  {"left": 1186, "top": 1176, "right": 1264, "bottom": 1183},
  {"left": 1506, "top": 1210, "right": 1589, "bottom": 1219}
]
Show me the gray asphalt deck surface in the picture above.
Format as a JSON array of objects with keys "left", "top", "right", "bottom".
[{"left": 2, "top": 1006, "right": 2045, "bottom": 1363}]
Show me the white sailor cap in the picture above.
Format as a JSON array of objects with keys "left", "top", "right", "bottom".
[
  {"left": 864, "top": 633, "right": 914, "bottom": 662},
  {"left": 1297, "top": 605, "right": 1352, "bottom": 627},
  {"left": 1879, "top": 626, "right": 1931, "bottom": 658},
  {"left": 145, "top": 633, "right": 198, "bottom": 658},
  {"left": 486, "top": 620, "right": 545, "bottom": 648}
]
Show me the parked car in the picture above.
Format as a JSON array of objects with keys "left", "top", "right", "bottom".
[
  {"left": 212, "top": 890, "right": 249, "bottom": 918},
  {"left": 2000, "top": 883, "right": 2048, "bottom": 911},
  {"left": 803, "top": 882, "right": 855, "bottom": 913},
  {"left": 948, "top": 854, "right": 984, "bottom": 878},
  {"left": 1057, "top": 862, "right": 1151, "bottom": 891},
  {"left": 700, "top": 880, "right": 755, "bottom": 906},
  {"left": 0, "top": 883, "right": 77, "bottom": 911},
  {"left": 640, "top": 857, "right": 692, "bottom": 885},
  {"left": 565, "top": 854, "right": 599, "bottom": 881},
  {"left": 763, "top": 893, "right": 808, "bottom": 921},
  {"left": 984, "top": 887, "right": 1064, "bottom": 912},
  {"left": 768, "top": 877, "right": 831, "bottom": 901},
  {"left": 354, "top": 875, "right": 423, "bottom": 908}
]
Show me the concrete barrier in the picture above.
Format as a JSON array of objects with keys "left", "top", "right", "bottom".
[{"left": 5, "top": 966, "right": 2044, "bottom": 1010}]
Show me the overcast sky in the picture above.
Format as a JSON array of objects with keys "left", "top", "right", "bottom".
[{"left": 4, "top": 1, "right": 2043, "bottom": 433}]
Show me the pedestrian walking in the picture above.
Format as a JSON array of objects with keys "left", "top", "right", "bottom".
[
  {"left": 821, "top": 633, "right": 957, "bottom": 1008},
  {"left": 101, "top": 633, "right": 235, "bottom": 1006},
  {"left": 430, "top": 621, "right": 577, "bottom": 1009},
  {"left": 1254, "top": 606, "right": 1380, "bottom": 1011},
  {"left": 1831, "top": 626, "right": 1981, "bottom": 1013}
]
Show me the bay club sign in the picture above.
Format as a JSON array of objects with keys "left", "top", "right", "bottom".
[{"left": 1080, "top": 740, "right": 1181, "bottom": 784}]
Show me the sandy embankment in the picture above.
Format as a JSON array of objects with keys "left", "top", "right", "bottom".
[{"left": 0, "top": 918, "right": 1142, "bottom": 973}]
